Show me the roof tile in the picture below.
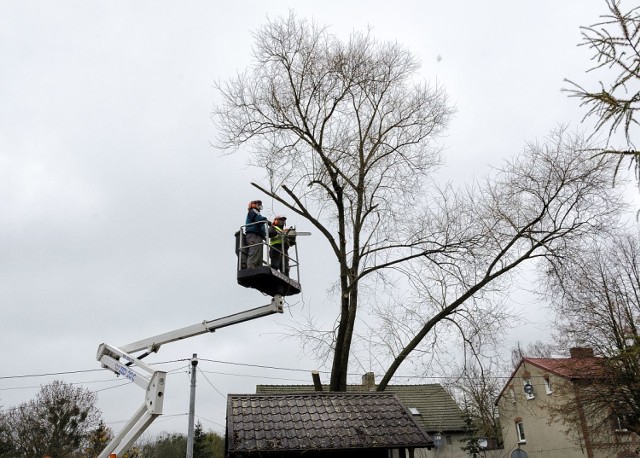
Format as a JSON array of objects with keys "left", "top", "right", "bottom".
[
  {"left": 227, "top": 392, "right": 431, "bottom": 453},
  {"left": 525, "top": 357, "right": 605, "bottom": 379},
  {"left": 255, "top": 384, "right": 467, "bottom": 432}
]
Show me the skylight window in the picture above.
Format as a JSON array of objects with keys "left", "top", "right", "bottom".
[{"left": 409, "top": 407, "right": 420, "bottom": 415}]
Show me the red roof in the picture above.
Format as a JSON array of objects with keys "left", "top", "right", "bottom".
[{"left": 524, "top": 357, "right": 606, "bottom": 379}]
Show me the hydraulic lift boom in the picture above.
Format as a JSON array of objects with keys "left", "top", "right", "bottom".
[{"left": 96, "top": 295, "right": 284, "bottom": 458}]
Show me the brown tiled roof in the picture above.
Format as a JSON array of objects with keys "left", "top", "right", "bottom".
[
  {"left": 227, "top": 393, "right": 431, "bottom": 453},
  {"left": 256, "top": 384, "right": 467, "bottom": 433},
  {"left": 524, "top": 357, "right": 606, "bottom": 379}
]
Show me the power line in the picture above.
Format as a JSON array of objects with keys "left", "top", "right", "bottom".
[
  {"left": 198, "top": 357, "right": 330, "bottom": 374},
  {"left": 0, "top": 357, "right": 515, "bottom": 395},
  {"left": 197, "top": 368, "right": 226, "bottom": 399},
  {"left": 0, "top": 358, "right": 190, "bottom": 381},
  {"left": 154, "top": 413, "right": 188, "bottom": 425},
  {"left": 0, "top": 369, "right": 104, "bottom": 380},
  {"left": 94, "top": 380, "right": 132, "bottom": 393},
  {"left": 194, "top": 414, "right": 225, "bottom": 429},
  {"left": 199, "top": 369, "right": 312, "bottom": 383}
]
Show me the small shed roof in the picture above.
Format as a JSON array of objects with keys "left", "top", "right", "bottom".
[{"left": 227, "top": 392, "right": 431, "bottom": 453}]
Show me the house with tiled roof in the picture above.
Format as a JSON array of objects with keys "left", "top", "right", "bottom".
[
  {"left": 496, "top": 347, "right": 639, "bottom": 458},
  {"left": 226, "top": 392, "right": 431, "bottom": 457},
  {"left": 255, "top": 372, "right": 476, "bottom": 458}
]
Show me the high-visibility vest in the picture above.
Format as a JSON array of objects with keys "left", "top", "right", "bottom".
[{"left": 270, "top": 225, "right": 285, "bottom": 246}]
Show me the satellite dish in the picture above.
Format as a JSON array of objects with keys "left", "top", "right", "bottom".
[
  {"left": 432, "top": 433, "right": 444, "bottom": 448},
  {"left": 523, "top": 382, "right": 534, "bottom": 395},
  {"left": 511, "top": 449, "right": 528, "bottom": 458},
  {"left": 478, "top": 438, "right": 488, "bottom": 449}
]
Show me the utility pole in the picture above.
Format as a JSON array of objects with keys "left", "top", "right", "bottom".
[{"left": 186, "top": 354, "right": 198, "bottom": 458}]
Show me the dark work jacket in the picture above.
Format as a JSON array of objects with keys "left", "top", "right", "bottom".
[{"left": 245, "top": 209, "right": 267, "bottom": 237}]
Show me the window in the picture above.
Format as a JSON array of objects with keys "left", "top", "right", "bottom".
[
  {"left": 523, "top": 379, "right": 535, "bottom": 400},
  {"left": 408, "top": 407, "right": 420, "bottom": 416},
  {"left": 515, "top": 421, "right": 526, "bottom": 443},
  {"left": 544, "top": 376, "right": 552, "bottom": 395}
]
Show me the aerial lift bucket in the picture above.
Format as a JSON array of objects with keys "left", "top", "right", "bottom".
[{"left": 235, "top": 226, "right": 302, "bottom": 297}]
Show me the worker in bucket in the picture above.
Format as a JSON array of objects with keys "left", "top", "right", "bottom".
[
  {"left": 245, "top": 200, "right": 269, "bottom": 268},
  {"left": 268, "top": 215, "right": 295, "bottom": 275}
]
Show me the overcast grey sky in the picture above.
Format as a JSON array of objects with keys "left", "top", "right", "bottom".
[{"left": 0, "top": 0, "right": 622, "bottom": 438}]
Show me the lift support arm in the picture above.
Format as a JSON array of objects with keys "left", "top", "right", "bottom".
[{"left": 96, "top": 295, "right": 284, "bottom": 458}]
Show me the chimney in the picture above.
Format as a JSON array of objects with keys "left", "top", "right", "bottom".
[
  {"left": 362, "top": 372, "right": 375, "bottom": 391},
  {"left": 311, "top": 371, "right": 323, "bottom": 392},
  {"left": 570, "top": 347, "right": 594, "bottom": 358}
]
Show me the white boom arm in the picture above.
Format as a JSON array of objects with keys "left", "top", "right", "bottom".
[{"left": 96, "top": 295, "right": 284, "bottom": 458}]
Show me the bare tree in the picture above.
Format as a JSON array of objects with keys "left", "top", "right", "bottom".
[
  {"left": 565, "top": 0, "right": 640, "bottom": 182},
  {"left": 544, "top": 230, "right": 640, "bottom": 435},
  {"left": 374, "top": 128, "right": 622, "bottom": 389},
  {"left": 448, "top": 359, "right": 504, "bottom": 450},
  {"left": 215, "top": 14, "right": 624, "bottom": 391},
  {"left": 214, "top": 13, "right": 453, "bottom": 390}
]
